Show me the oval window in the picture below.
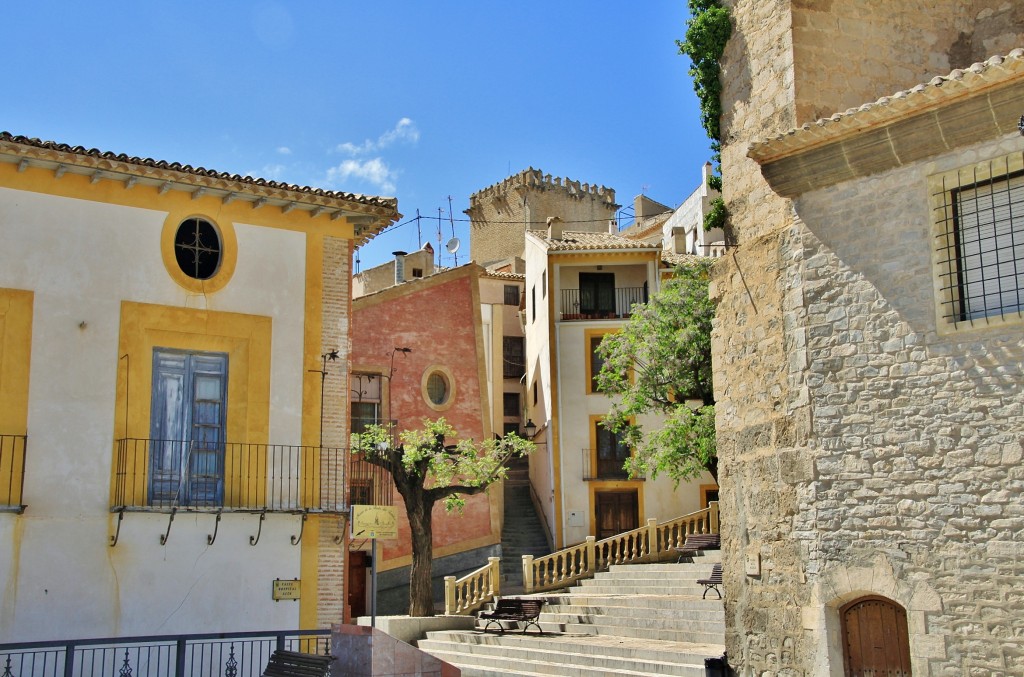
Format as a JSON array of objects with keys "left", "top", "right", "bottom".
[
  {"left": 174, "top": 218, "right": 222, "bottom": 280},
  {"left": 426, "top": 372, "right": 450, "bottom": 406}
]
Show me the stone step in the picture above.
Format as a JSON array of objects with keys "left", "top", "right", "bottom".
[
  {"left": 419, "top": 631, "right": 717, "bottom": 677},
  {"left": 571, "top": 585, "right": 720, "bottom": 597},
  {"left": 541, "top": 605, "right": 724, "bottom": 624},
  {"left": 559, "top": 621, "right": 725, "bottom": 645},
  {"left": 549, "top": 594, "right": 724, "bottom": 612}
]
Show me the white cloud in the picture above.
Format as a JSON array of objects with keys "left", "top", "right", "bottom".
[
  {"left": 276, "top": 146, "right": 292, "bottom": 155},
  {"left": 326, "top": 158, "right": 398, "bottom": 194},
  {"left": 335, "top": 118, "right": 419, "bottom": 156}
]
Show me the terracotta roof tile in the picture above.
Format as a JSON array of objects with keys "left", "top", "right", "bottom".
[
  {"left": 531, "top": 230, "right": 661, "bottom": 252},
  {"left": 748, "top": 49, "right": 1024, "bottom": 162},
  {"left": 0, "top": 131, "right": 399, "bottom": 212}
]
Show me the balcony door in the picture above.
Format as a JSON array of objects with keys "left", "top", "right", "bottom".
[
  {"left": 150, "top": 349, "right": 228, "bottom": 506},
  {"left": 579, "top": 273, "right": 616, "bottom": 318}
]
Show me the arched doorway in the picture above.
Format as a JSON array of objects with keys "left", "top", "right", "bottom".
[{"left": 840, "top": 596, "right": 912, "bottom": 676}]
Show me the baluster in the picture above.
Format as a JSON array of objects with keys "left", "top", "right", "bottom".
[
  {"left": 2, "top": 656, "right": 13, "bottom": 677},
  {"left": 119, "top": 649, "right": 133, "bottom": 677},
  {"left": 224, "top": 644, "right": 238, "bottom": 677}
]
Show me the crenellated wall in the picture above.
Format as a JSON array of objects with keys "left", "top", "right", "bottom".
[{"left": 466, "top": 168, "right": 619, "bottom": 266}]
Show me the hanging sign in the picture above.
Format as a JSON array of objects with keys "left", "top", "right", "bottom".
[{"left": 351, "top": 505, "right": 399, "bottom": 540}]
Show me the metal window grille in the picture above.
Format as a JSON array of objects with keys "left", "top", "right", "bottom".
[
  {"left": 502, "top": 392, "right": 520, "bottom": 418},
  {"left": 503, "top": 337, "right": 525, "bottom": 379},
  {"left": 933, "top": 156, "right": 1024, "bottom": 325},
  {"left": 503, "top": 285, "right": 521, "bottom": 306}
]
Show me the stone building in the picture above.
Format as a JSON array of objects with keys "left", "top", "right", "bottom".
[
  {"left": 465, "top": 168, "right": 619, "bottom": 267},
  {"left": 712, "top": 2, "right": 1024, "bottom": 675}
]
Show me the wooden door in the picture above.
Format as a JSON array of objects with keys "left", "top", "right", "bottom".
[
  {"left": 347, "top": 551, "right": 369, "bottom": 619},
  {"left": 594, "top": 490, "right": 638, "bottom": 539},
  {"left": 841, "top": 596, "right": 912, "bottom": 676}
]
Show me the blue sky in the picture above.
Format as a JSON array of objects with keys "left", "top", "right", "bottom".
[{"left": 3, "top": 2, "right": 708, "bottom": 270}]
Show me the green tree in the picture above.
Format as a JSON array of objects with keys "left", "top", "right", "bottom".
[
  {"left": 595, "top": 259, "right": 717, "bottom": 483},
  {"left": 351, "top": 417, "right": 533, "bottom": 617}
]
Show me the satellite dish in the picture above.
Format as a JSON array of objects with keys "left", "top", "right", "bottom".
[{"left": 446, "top": 237, "right": 461, "bottom": 254}]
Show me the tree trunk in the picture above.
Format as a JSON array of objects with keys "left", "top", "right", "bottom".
[{"left": 405, "top": 492, "right": 436, "bottom": 617}]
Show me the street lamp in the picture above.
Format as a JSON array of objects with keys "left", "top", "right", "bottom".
[
  {"left": 386, "top": 347, "right": 412, "bottom": 427},
  {"left": 309, "top": 349, "right": 339, "bottom": 448},
  {"left": 523, "top": 418, "right": 537, "bottom": 439}
]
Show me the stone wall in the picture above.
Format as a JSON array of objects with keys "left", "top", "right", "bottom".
[
  {"left": 791, "top": 0, "right": 1024, "bottom": 124},
  {"left": 713, "top": 2, "right": 1024, "bottom": 675}
]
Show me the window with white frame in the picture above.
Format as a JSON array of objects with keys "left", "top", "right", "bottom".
[{"left": 932, "top": 152, "right": 1024, "bottom": 326}]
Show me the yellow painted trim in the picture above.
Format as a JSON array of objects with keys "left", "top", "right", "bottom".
[
  {"left": 299, "top": 231, "right": 324, "bottom": 630},
  {"left": 549, "top": 251, "right": 660, "bottom": 265},
  {"left": 0, "top": 289, "right": 33, "bottom": 506},
  {"left": 111, "top": 302, "right": 273, "bottom": 506},
  {"left": 160, "top": 212, "right": 238, "bottom": 294},
  {"left": 300, "top": 516, "right": 321, "bottom": 628},
  {"left": 421, "top": 364, "right": 457, "bottom": 412},
  {"left": 546, "top": 262, "right": 563, "bottom": 548},
  {"left": 700, "top": 483, "right": 720, "bottom": 508},
  {"left": 0, "top": 161, "right": 361, "bottom": 238},
  {"left": 583, "top": 329, "right": 612, "bottom": 395}
]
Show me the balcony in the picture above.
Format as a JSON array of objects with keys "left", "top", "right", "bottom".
[
  {"left": 0, "top": 434, "right": 27, "bottom": 513},
  {"left": 581, "top": 448, "right": 644, "bottom": 482},
  {"left": 112, "top": 439, "right": 350, "bottom": 513},
  {"left": 560, "top": 287, "right": 647, "bottom": 321}
]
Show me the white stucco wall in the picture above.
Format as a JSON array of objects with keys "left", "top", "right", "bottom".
[{"left": 0, "top": 188, "right": 307, "bottom": 641}]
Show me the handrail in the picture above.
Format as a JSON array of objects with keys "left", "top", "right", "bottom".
[
  {"left": 444, "top": 557, "right": 500, "bottom": 615},
  {"left": 522, "top": 502, "right": 719, "bottom": 593}
]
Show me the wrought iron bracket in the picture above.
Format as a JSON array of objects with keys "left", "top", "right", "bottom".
[
  {"left": 291, "top": 511, "right": 309, "bottom": 545},
  {"left": 207, "top": 510, "right": 223, "bottom": 545},
  {"left": 250, "top": 510, "right": 267, "bottom": 546},
  {"left": 159, "top": 507, "right": 178, "bottom": 546},
  {"left": 110, "top": 508, "right": 126, "bottom": 547}
]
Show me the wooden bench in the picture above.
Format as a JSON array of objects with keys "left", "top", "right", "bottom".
[
  {"left": 674, "top": 533, "right": 721, "bottom": 563},
  {"left": 697, "top": 563, "right": 723, "bottom": 599},
  {"left": 262, "top": 649, "right": 335, "bottom": 677},
  {"left": 478, "top": 597, "right": 545, "bottom": 634}
]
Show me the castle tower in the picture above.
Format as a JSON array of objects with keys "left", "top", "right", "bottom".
[{"left": 465, "top": 168, "right": 619, "bottom": 267}]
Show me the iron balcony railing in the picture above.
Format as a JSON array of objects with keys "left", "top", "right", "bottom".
[
  {"left": 112, "top": 439, "right": 348, "bottom": 513},
  {"left": 581, "top": 448, "right": 644, "bottom": 481},
  {"left": 560, "top": 286, "right": 647, "bottom": 321},
  {"left": 0, "top": 434, "right": 27, "bottom": 513},
  {"left": 0, "top": 628, "right": 330, "bottom": 677}
]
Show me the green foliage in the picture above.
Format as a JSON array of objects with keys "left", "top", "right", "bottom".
[
  {"left": 678, "top": 0, "right": 730, "bottom": 208},
  {"left": 352, "top": 417, "right": 534, "bottom": 512},
  {"left": 595, "top": 260, "right": 717, "bottom": 483},
  {"left": 703, "top": 196, "right": 726, "bottom": 232}
]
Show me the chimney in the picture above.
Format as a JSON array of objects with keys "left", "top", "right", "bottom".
[
  {"left": 609, "top": 219, "right": 618, "bottom": 235},
  {"left": 392, "top": 250, "right": 408, "bottom": 284},
  {"left": 547, "top": 216, "right": 563, "bottom": 241}
]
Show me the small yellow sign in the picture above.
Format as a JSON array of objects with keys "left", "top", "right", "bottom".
[
  {"left": 351, "top": 505, "right": 399, "bottom": 540},
  {"left": 273, "top": 579, "right": 300, "bottom": 601}
]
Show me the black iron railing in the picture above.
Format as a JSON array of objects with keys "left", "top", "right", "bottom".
[
  {"left": 559, "top": 287, "right": 647, "bottom": 321},
  {"left": 0, "top": 629, "right": 331, "bottom": 677},
  {"left": 581, "top": 448, "right": 644, "bottom": 481},
  {"left": 0, "top": 434, "right": 27, "bottom": 513},
  {"left": 112, "top": 439, "right": 348, "bottom": 513}
]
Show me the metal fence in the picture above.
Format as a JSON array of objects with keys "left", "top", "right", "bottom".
[
  {"left": 112, "top": 440, "right": 348, "bottom": 513},
  {"left": 0, "top": 434, "right": 27, "bottom": 512},
  {"left": 0, "top": 629, "right": 331, "bottom": 677},
  {"left": 559, "top": 287, "right": 647, "bottom": 320}
]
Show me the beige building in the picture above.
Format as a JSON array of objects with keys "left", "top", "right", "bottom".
[
  {"left": 523, "top": 222, "right": 714, "bottom": 549},
  {"left": 713, "top": 2, "right": 1024, "bottom": 675}
]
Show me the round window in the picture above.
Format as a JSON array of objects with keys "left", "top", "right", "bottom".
[
  {"left": 426, "top": 372, "right": 450, "bottom": 406},
  {"left": 174, "top": 218, "right": 222, "bottom": 280}
]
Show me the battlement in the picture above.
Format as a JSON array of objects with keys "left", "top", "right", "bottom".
[{"left": 467, "top": 167, "right": 617, "bottom": 209}]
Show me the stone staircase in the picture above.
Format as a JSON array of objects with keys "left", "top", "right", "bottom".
[
  {"left": 499, "top": 460, "right": 551, "bottom": 594},
  {"left": 419, "top": 551, "right": 725, "bottom": 676}
]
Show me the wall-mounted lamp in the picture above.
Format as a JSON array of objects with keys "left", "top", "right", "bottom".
[
  {"left": 523, "top": 419, "right": 537, "bottom": 439},
  {"left": 309, "top": 349, "right": 340, "bottom": 448}
]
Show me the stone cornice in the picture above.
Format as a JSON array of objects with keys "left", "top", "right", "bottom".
[{"left": 747, "top": 50, "right": 1024, "bottom": 198}]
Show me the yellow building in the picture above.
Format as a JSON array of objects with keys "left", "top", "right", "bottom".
[{"left": 0, "top": 132, "right": 398, "bottom": 640}]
